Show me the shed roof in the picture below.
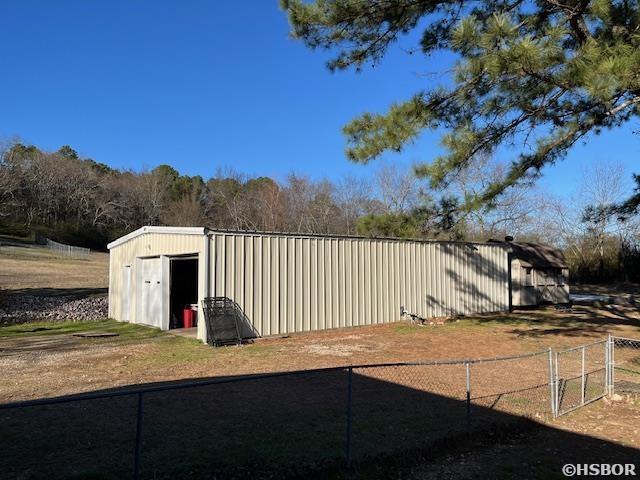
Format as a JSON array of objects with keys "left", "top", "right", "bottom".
[
  {"left": 106, "top": 226, "right": 206, "bottom": 249},
  {"left": 108, "top": 225, "right": 514, "bottom": 251},
  {"left": 508, "top": 242, "right": 567, "bottom": 268}
]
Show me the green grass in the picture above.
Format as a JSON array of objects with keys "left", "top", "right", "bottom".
[
  {"left": 392, "top": 319, "right": 474, "bottom": 334},
  {"left": 0, "top": 233, "right": 35, "bottom": 244},
  {"left": 0, "top": 318, "right": 224, "bottom": 372},
  {"left": 128, "top": 336, "right": 215, "bottom": 366},
  {"left": 130, "top": 338, "right": 282, "bottom": 368},
  {"left": 392, "top": 323, "right": 428, "bottom": 334},
  {"left": 0, "top": 319, "right": 163, "bottom": 340},
  {"left": 0, "top": 318, "right": 282, "bottom": 370},
  {"left": 237, "top": 342, "right": 281, "bottom": 356},
  {"left": 391, "top": 317, "right": 518, "bottom": 335}
]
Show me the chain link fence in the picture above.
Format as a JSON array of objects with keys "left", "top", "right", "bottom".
[
  {"left": 3, "top": 336, "right": 640, "bottom": 478},
  {"left": 0, "top": 394, "right": 137, "bottom": 479},
  {"left": 612, "top": 336, "right": 640, "bottom": 394},
  {"left": 1, "top": 350, "right": 560, "bottom": 479},
  {"left": 45, "top": 238, "right": 90, "bottom": 258},
  {"left": 555, "top": 340, "right": 608, "bottom": 416},
  {"left": 349, "top": 351, "right": 554, "bottom": 466}
]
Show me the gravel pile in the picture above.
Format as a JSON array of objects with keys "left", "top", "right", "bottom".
[{"left": 0, "top": 294, "right": 108, "bottom": 324}]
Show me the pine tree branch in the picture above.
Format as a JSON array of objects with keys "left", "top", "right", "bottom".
[{"left": 606, "top": 96, "right": 640, "bottom": 117}]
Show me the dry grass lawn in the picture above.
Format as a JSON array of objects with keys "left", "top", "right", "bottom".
[{"left": 0, "top": 241, "right": 108, "bottom": 294}]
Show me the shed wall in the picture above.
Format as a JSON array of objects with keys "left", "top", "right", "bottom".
[
  {"left": 510, "top": 259, "right": 570, "bottom": 306},
  {"left": 108, "top": 233, "right": 205, "bottom": 328},
  {"left": 207, "top": 233, "right": 510, "bottom": 337}
]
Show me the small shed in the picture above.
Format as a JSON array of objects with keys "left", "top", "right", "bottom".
[{"left": 507, "top": 241, "right": 569, "bottom": 307}]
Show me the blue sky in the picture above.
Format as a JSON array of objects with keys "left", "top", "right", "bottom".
[{"left": 1, "top": 1, "right": 638, "bottom": 197}]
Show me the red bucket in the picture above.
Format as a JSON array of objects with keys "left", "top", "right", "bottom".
[{"left": 182, "top": 307, "right": 195, "bottom": 329}]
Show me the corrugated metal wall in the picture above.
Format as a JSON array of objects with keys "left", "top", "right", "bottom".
[
  {"left": 109, "top": 229, "right": 511, "bottom": 340},
  {"left": 108, "top": 232, "right": 204, "bottom": 323},
  {"left": 208, "top": 233, "right": 510, "bottom": 337}
]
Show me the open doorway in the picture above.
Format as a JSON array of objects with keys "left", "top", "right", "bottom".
[{"left": 169, "top": 257, "right": 198, "bottom": 330}]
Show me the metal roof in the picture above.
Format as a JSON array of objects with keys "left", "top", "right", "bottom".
[
  {"left": 107, "top": 225, "right": 513, "bottom": 250},
  {"left": 106, "top": 226, "right": 206, "bottom": 249},
  {"left": 508, "top": 241, "right": 568, "bottom": 268}
]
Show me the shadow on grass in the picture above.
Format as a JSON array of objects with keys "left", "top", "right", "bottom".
[
  {"left": 0, "top": 321, "right": 170, "bottom": 359},
  {"left": 572, "top": 282, "right": 640, "bottom": 296},
  {"left": 0, "top": 367, "right": 637, "bottom": 479},
  {"left": 5, "top": 287, "right": 108, "bottom": 299},
  {"left": 464, "top": 306, "right": 640, "bottom": 339}
]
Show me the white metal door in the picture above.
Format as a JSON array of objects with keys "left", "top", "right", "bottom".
[
  {"left": 139, "top": 257, "right": 162, "bottom": 328},
  {"left": 122, "top": 265, "right": 131, "bottom": 321}
]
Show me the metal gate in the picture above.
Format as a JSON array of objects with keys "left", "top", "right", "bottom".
[{"left": 554, "top": 339, "right": 609, "bottom": 417}]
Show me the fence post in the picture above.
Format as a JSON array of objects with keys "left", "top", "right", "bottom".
[
  {"left": 605, "top": 336, "right": 610, "bottom": 396},
  {"left": 608, "top": 335, "right": 615, "bottom": 395},
  {"left": 580, "top": 346, "right": 586, "bottom": 406},
  {"left": 133, "top": 392, "right": 144, "bottom": 480},
  {"left": 345, "top": 366, "right": 353, "bottom": 471},
  {"left": 465, "top": 362, "right": 471, "bottom": 434},
  {"left": 547, "top": 348, "right": 556, "bottom": 417},
  {"left": 553, "top": 352, "right": 560, "bottom": 417}
]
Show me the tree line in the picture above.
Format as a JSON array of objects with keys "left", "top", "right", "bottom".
[
  {"left": 0, "top": 142, "right": 451, "bottom": 247},
  {"left": 1, "top": 141, "right": 639, "bottom": 283}
]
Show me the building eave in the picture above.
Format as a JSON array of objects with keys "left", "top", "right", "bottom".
[{"left": 107, "top": 226, "right": 207, "bottom": 250}]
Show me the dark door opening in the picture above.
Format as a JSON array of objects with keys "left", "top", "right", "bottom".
[{"left": 169, "top": 258, "right": 198, "bottom": 329}]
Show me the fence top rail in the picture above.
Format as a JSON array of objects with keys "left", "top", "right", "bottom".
[
  {"left": 45, "top": 238, "right": 90, "bottom": 253},
  {"left": 353, "top": 349, "right": 549, "bottom": 369},
  {"left": 612, "top": 336, "right": 640, "bottom": 343},
  {"left": 0, "top": 349, "right": 550, "bottom": 410},
  {"left": 557, "top": 339, "right": 607, "bottom": 354}
]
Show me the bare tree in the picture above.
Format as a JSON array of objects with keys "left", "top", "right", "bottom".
[
  {"left": 374, "top": 163, "right": 421, "bottom": 214},
  {"left": 0, "top": 139, "right": 22, "bottom": 218},
  {"left": 281, "top": 174, "right": 318, "bottom": 233},
  {"left": 450, "top": 154, "right": 540, "bottom": 240},
  {"left": 162, "top": 189, "right": 206, "bottom": 227},
  {"left": 205, "top": 168, "right": 252, "bottom": 230},
  {"left": 538, "top": 159, "right": 640, "bottom": 280},
  {"left": 4, "top": 138, "right": 640, "bottom": 284},
  {"left": 333, "top": 175, "right": 377, "bottom": 234}
]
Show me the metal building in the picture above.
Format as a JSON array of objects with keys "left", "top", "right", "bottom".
[{"left": 108, "top": 226, "right": 514, "bottom": 343}]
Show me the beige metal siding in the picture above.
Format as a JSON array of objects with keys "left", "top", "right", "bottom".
[
  {"left": 207, "top": 233, "right": 510, "bottom": 337},
  {"left": 109, "top": 228, "right": 513, "bottom": 341},
  {"left": 108, "top": 233, "right": 204, "bottom": 328}
]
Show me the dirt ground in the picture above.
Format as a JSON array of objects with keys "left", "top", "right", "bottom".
[
  {"left": 1, "top": 307, "right": 639, "bottom": 478},
  {"left": 1, "top": 304, "right": 639, "bottom": 402},
  {"left": 2, "top": 305, "right": 640, "bottom": 402},
  {"left": 396, "top": 396, "right": 640, "bottom": 480}
]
